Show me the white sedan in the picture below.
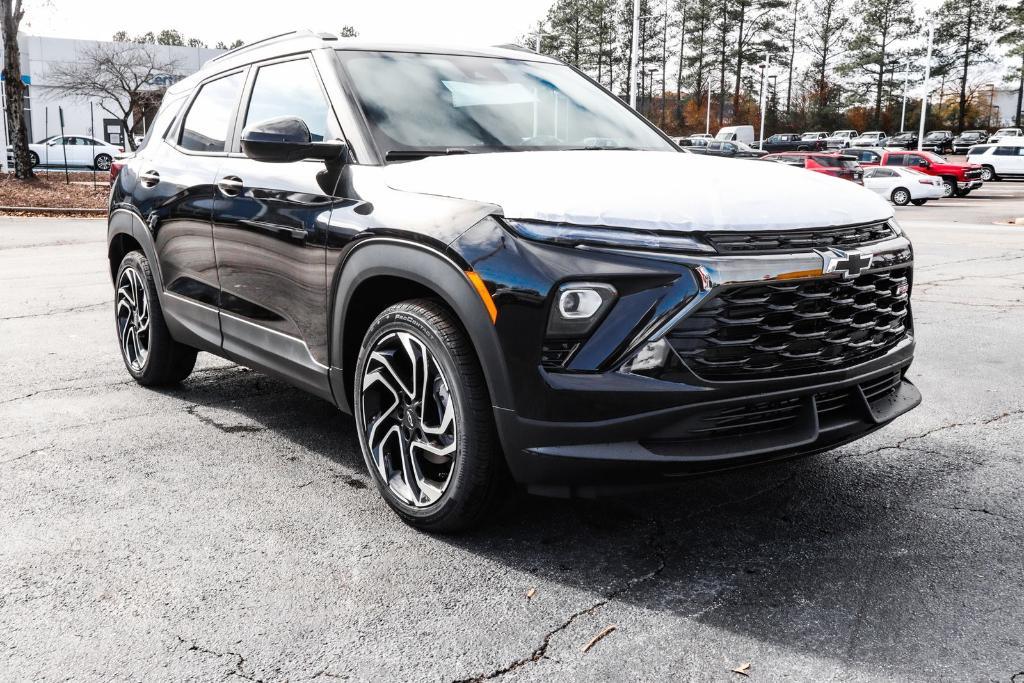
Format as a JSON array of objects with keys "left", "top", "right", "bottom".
[
  {"left": 863, "top": 166, "right": 944, "bottom": 206},
  {"left": 6, "top": 135, "right": 123, "bottom": 170}
]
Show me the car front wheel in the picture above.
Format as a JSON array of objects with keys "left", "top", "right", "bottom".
[
  {"left": 28, "top": 151, "right": 39, "bottom": 167},
  {"left": 114, "top": 251, "right": 197, "bottom": 385},
  {"left": 941, "top": 178, "right": 955, "bottom": 198},
  {"left": 354, "top": 299, "right": 506, "bottom": 532}
]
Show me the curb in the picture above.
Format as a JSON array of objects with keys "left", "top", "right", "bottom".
[{"left": 0, "top": 206, "right": 107, "bottom": 215}]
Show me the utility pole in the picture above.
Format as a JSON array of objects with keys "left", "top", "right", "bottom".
[
  {"left": 758, "top": 55, "right": 770, "bottom": 150},
  {"left": 917, "top": 25, "right": 933, "bottom": 152},
  {"left": 629, "top": 0, "right": 640, "bottom": 109},
  {"left": 705, "top": 79, "right": 712, "bottom": 135}
]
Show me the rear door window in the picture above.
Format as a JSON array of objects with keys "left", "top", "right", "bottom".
[{"left": 180, "top": 72, "right": 245, "bottom": 153}]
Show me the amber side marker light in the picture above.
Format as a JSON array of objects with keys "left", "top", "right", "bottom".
[{"left": 466, "top": 271, "right": 498, "bottom": 324}]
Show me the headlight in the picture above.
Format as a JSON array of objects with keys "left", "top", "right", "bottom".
[
  {"left": 506, "top": 219, "right": 716, "bottom": 254},
  {"left": 887, "top": 217, "right": 903, "bottom": 236}
]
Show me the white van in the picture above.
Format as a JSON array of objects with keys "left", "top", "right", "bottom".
[
  {"left": 715, "top": 125, "right": 755, "bottom": 144},
  {"left": 967, "top": 140, "right": 1024, "bottom": 181}
]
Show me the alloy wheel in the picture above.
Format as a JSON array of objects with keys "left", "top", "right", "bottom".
[
  {"left": 892, "top": 189, "right": 910, "bottom": 206},
  {"left": 360, "top": 331, "right": 458, "bottom": 508},
  {"left": 980, "top": 167, "right": 993, "bottom": 182},
  {"left": 95, "top": 154, "right": 112, "bottom": 171},
  {"left": 941, "top": 180, "right": 954, "bottom": 198},
  {"left": 116, "top": 266, "right": 151, "bottom": 372}
]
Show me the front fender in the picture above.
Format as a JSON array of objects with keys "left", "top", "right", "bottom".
[{"left": 327, "top": 238, "right": 515, "bottom": 415}]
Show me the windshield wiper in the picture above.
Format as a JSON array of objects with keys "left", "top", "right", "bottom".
[{"left": 385, "top": 148, "right": 472, "bottom": 161}]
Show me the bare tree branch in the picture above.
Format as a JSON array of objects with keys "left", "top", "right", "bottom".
[{"left": 45, "top": 42, "right": 181, "bottom": 150}]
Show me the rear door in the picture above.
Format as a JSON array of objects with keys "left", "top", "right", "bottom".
[
  {"left": 211, "top": 54, "right": 347, "bottom": 398},
  {"left": 131, "top": 69, "right": 247, "bottom": 349}
]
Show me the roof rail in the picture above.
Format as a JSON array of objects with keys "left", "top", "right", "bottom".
[
  {"left": 493, "top": 43, "right": 536, "bottom": 54},
  {"left": 208, "top": 30, "right": 318, "bottom": 63}
]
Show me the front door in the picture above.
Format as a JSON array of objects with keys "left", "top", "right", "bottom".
[{"left": 212, "top": 55, "right": 346, "bottom": 398}]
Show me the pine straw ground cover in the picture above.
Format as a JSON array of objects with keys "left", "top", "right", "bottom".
[{"left": 0, "top": 173, "right": 108, "bottom": 217}]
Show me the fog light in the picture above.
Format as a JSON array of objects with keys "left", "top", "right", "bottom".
[
  {"left": 546, "top": 282, "right": 617, "bottom": 337},
  {"left": 624, "top": 338, "right": 671, "bottom": 373},
  {"left": 559, "top": 288, "right": 604, "bottom": 319}
]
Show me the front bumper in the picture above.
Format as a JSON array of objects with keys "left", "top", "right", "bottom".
[
  {"left": 958, "top": 179, "right": 983, "bottom": 191},
  {"left": 452, "top": 223, "right": 920, "bottom": 495},
  {"left": 495, "top": 346, "right": 918, "bottom": 495}
]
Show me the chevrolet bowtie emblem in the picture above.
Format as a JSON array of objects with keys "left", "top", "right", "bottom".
[{"left": 815, "top": 248, "right": 873, "bottom": 280}]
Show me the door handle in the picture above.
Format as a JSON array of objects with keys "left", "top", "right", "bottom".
[
  {"left": 140, "top": 170, "right": 160, "bottom": 187},
  {"left": 217, "top": 175, "right": 244, "bottom": 196}
]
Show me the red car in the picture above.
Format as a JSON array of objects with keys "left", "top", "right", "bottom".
[
  {"left": 761, "top": 152, "right": 864, "bottom": 183},
  {"left": 847, "top": 149, "right": 984, "bottom": 197}
]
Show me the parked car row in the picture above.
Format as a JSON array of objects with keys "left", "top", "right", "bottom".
[{"left": 5, "top": 134, "right": 123, "bottom": 170}]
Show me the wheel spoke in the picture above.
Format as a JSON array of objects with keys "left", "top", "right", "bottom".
[{"left": 368, "top": 350, "right": 415, "bottom": 398}]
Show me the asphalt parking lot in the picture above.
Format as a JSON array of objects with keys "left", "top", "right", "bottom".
[{"left": 2, "top": 181, "right": 1023, "bottom": 682}]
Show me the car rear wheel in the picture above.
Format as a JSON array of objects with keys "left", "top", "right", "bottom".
[
  {"left": 910, "top": 199, "right": 927, "bottom": 206},
  {"left": 354, "top": 299, "right": 507, "bottom": 532},
  {"left": 941, "top": 177, "right": 955, "bottom": 198},
  {"left": 891, "top": 188, "right": 911, "bottom": 206},
  {"left": 94, "top": 153, "right": 112, "bottom": 171},
  {"left": 980, "top": 166, "right": 997, "bottom": 182},
  {"left": 115, "top": 251, "right": 197, "bottom": 386}
]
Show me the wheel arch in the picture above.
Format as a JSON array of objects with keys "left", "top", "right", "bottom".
[
  {"left": 107, "top": 208, "right": 164, "bottom": 292},
  {"left": 328, "top": 240, "right": 514, "bottom": 416}
]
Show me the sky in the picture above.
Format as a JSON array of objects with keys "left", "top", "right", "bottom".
[{"left": 22, "top": 0, "right": 555, "bottom": 48}]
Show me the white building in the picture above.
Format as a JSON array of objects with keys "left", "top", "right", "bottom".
[
  {"left": 988, "top": 85, "right": 1023, "bottom": 128},
  {"left": 2, "top": 34, "right": 222, "bottom": 161}
]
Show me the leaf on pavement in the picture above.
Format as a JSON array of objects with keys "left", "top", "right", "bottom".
[
  {"left": 581, "top": 624, "right": 616, "bottom": 653},
  {"left": 526, "top": 587, "right": 536, "bottom": 600},
  {"left": 731, "top": 662, "right": 751, "bottom": 676}
]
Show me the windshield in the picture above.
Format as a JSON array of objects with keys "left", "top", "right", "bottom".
[{"left": 336, "top": 51, "right": 673, "bottom": 159}]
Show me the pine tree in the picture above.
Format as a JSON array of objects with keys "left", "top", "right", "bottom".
[
  {"left": 934, "top": 0, "right": 998, "bottom": 131},
  {"left": 840, "top": 0, "right": 917, "bottom": 127},
  {"left": 802, "top": 0, "right": 848, "bottom": 125},
  {"left": 998, "top": 0, "right": 1024, "bottom": 127}
]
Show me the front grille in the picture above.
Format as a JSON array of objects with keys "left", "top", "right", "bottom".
[
  {"left": 689, "top": 397, "right": 803, "bottom": 438},
  {"left": 705, "top": 221, "right": 896, "bottom": 254},
  {"left": 965, "top": 169, "right": 983, "bottom": 179},
  {"left": 668, "top": 267, "right": 911, "bottom": 381}
]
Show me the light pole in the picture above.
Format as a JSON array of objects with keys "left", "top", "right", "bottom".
[
  {"left": 629, "top": 0, "right": 640, "bottom": 109},
  {"left": 900, "top": 62, "right": 910, "bottom": 132},
  {"left": 645, "top": 66, "right": 659, "bottom": 119},
  {"left": 758, "top": 55, "right": 770, "bottom": 150},
  {"left": 527, "top": 22, "right": 550, "bottom": 53},
  {"left": 768, "top": 74, "right": 778, "bottom": 129},
  {"left": 988, "top": 83, "right": 997, "bottom": 128},
  {"left": 917, "top": 25, "right": 934, "bottom": 152}
]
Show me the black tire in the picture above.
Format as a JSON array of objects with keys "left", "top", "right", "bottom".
[
  {"left": 981, "top": 165, "right": 998, "bottom": 182},
  {"left": 29, "top": 151, "right": 39, "bottom": 168},
  {"left": 911, "top": 199, "right": 927, "bottom": 206},
  {"left": 94, "top": 153, "right": 112, "bottom": 171},
  {"left": 114, "top": 251, "right": 197, "bottom": 386},
  {"left": 891, "top": 187, "right": 911, "bottom": 206},
  {"left": 354, "top": 299, "right": 507, "bottom": 532}
]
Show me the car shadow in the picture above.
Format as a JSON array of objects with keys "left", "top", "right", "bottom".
[{"left": 161, "top": 363, "right": 1009, "bottom": 678}]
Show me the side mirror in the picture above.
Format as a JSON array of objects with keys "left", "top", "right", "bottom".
[
  {"left": 918, "top": 160, "right": 930, "bottom": 167},
  {"left": 240, "top": 116, "right": 347, "bottom": 164}
]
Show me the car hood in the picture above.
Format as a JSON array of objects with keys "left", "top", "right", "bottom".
[{"left": 382, "top": 150, "right": 892, "bottom": 232}]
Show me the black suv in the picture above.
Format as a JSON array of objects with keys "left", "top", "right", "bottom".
[{"left": 108, "top": 32, "right": 920, "bottom": 530}]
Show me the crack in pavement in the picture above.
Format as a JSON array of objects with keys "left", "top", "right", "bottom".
[
  {"left": 453, "top": 519, "right": 667, "bottom": 682},
  {"left": 834, "top": 408, "right": 1024, "bottom": 462},
  {"left": 1010, "top": 671, "right": 1024, "bottom": 683},
  {"left": 0, "top": 365, "right": 244, "bottom": 406},
  {"left": 0, "top": 301, "right": 108, "bottom": 321},
  {"left": 175, "top": 636, "right": 265, "bottom": 682},
  {"left": 0, "top": 446, "right": 49, "bottom": 466}
]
